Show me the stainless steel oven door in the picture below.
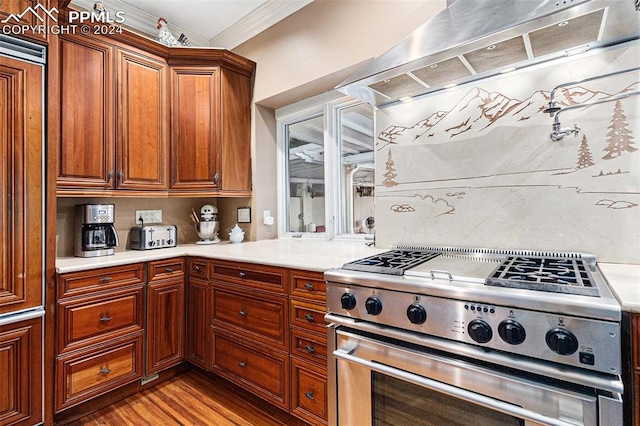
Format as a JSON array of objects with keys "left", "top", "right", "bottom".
[{"left": 330, "top": 326, "right": 621, "bottom": 426}]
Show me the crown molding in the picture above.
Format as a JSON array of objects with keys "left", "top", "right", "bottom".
[
  {"left": 69, "top": 0, "right": 209, "bottom": 46},
  {"left": 69, "top": 0, "right": 313, "bottom": 49},
  {"left": 208, "top": 0, "right": 314, "bottom": 49}
]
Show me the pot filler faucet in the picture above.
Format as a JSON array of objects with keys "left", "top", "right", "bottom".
[{"left": 543, "top": 66, "right": 640, "bottom": 140}]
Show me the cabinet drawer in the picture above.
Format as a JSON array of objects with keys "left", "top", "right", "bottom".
[
  {"left": 290, "top": 328, "right": 327, "bottom": 365},
  {"left": 212, "top": 286, "right": 287, "bottom": 349},
  {"left": 148, "top": 258, "right": 185, "bottom": 282},
  {"left": 290, "top": 270, "right": 326, "bottom": 301},
  {"left": 56, "top": 332, "right": 143, "bottom": 412},
  {"left": 211, "top": 332, "right": 288, "bottom": 410},
  {"left": 58, "top": 263, "right": 144, "bottom": 298},
  {"left": 291, "top": 357, "right": 328, "bottom": 425},
  {"left": 57, "top": 286, "right": 144, "bottom": 353},
  {"left": 290, "top": 299, "right": 326, "bottom": 334},
  {"left": 212, "top": 260, "right": 286, "bottom": 293},
  {"left": 188, "top": 258, "right": 209, "bottom": 280}
]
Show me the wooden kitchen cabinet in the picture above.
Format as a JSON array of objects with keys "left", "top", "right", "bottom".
[
  {"left": 57, "top": 34, "right": 114, "bottom": 189},
  {"left": 186, "top": 257, "right": 211, "bottom": 370},
  {"left": 57, "top": 33, "right": 169, "bottom": 192},
  {"left": 0, "top": 52, "right": 44, "bottom": 316},
  {"left": 146, "top": 258, "right": 185, "bottom": 375},
  {"left": 0, "top": 0, "right": 50, "bottom": 42},
  {"left": 115, "top": 48, "right": 169, "bottom": 190},
  {"left": 0, "top": 317, "right": 43, "bottom": 426},
  {"left": 288, "top": 269, "right": 328, "bottom": 425},
  {"left": 0, "top": 42, "right": 44, "bottom": 426},
  {"left": 55, "top": 264, "right": 146, "bottom": 412},
  {"left": 631, "top": 313, "right": 640, "bottom": 426},
  {"left": 169, "top": 66, "right": 252, "bottom": 194},
  {"left": 209, "top": 260, "right": 289, "bottom": 409}
]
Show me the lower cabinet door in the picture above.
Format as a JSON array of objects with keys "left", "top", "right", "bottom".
[
  {"left": 146, "top": 278, "right": 185, "bottom": 374},
  {"left": 55, "top": 332, "right": 143, "bottom": 412},
  {"left": 291, "top": 357, "right": 328, "bottom": 425},
  {"left": 210, "top": 330, "right": 289, "bottom": 410},
  {"left": 0, "top": 317, "right": 42, "bottom": 426}
]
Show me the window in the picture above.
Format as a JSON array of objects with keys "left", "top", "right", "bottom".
[{"left": 276, "top": 92, "right": 374, "bottom": 239}]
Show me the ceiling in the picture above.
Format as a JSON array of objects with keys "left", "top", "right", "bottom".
[{"left": 69, "top": 0, "right": 314, "bottom": 48}]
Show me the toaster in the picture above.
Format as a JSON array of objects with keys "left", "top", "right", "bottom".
[{"left": 130, "top": 225, "right": 177, "bottom": 250}]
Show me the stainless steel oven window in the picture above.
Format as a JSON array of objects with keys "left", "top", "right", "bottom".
[{"left": 372, "top": 373, "right": 523, "bottom": 426}]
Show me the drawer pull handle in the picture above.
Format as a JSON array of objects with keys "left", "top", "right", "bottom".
[
  {"left": 165, "top": 267, "right": 174, "bottom": 273},
  {"left": 304, "top": 345, "right": 316, "bottom": 353},
  {"left": 304, "top": 391, "right": 315, "bottom": 400},
  {"left": 304, "top": 282, "right": 314, "bottom": 289},
  {"left": 239, "top": 310, "right": 247, "bottom": 317},
  {"left": 100, "top": 316, "right": 112, "bottom": 322},
  {"left": 194, "top": 265, "right": 201, "bottom": 272},
  {"left": 238, "top": 271, "right": 247, "bottom": 278},
  {"left": 304, "top": 314, "right": 315, "bottom": 322},
  {"left": 99, "top": 276, "right": 112, "bottom": 283},
  {"left": 99, "top": 368, "right": 111, "bottom": 374},
  {"left": 239, "top": 360, "right": 247, "bottom": 368}
]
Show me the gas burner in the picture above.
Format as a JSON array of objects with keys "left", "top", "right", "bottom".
[
  {"left": 342, "top": 249, "right": 441, "bottom": 275},
  {"left": 486, "top": 256, "right": 598, "bottom": 296}
]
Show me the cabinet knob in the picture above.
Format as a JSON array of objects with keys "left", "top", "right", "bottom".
[
  {"left": 99, "top": 276, "right": 112, "bottom": 283},
  {"left": 194, "top": 265, "right": 201, "bottom": 272},
  {"left": 238, "top": 271, "right": 246, "bottom": 278},
  {"left": 238, "top": 310, "right": 247, "bottom": 317},
  {"left": 304, "top": 345, "right": 316, "bottom": 353},
  {"left": 304, "top": 391, "right": 315, "bottom": 400},
  {"left": 117, "top": 170, "right": 124, "bottom": 181},
  {"left": 304, "top": 314, "right": 315, "bottom": 322},
  {"left": 165, "top": 267, "right": 174, "bottom": 273},
  {"left": 99, "top": 368, "right": 111, "bottom": 374},
  {"left": 304, "top": 282, "right": 314, "bottom": 290},
  {"left": 239, "top": 360, "right": 247, "bottom": 368},
  {"left": 100, "top": 316, "right": 112, "bottom": 322},
  {"left": 214, "top": 173, "right": 219, "bottom": 184},
  {"left": 107, "top": 170, "right": 114, "bottom": 182}
]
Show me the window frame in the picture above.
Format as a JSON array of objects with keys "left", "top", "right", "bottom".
[{"left": 276, "top": 91, "right": 374, "bottom": 241}]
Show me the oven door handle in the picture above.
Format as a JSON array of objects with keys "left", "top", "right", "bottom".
[{"left": 334, "top": 349, "right": 579, "bottom": 426}]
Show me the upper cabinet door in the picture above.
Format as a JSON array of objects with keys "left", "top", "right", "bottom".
[
  {"left": 116, "top": 50, "right": 168, "bottom": 190},
  {"left": 0, "top": 55, "right": 43, "bottom": 314},
  {"left": 0, "top": 0, "right": 50, "bottom": 42},
  {"left": 57, "top": 35, "right": 115, "bottom": 189},
  {"left": 170, "top": 66, "right": 220, "bottom": 190}
]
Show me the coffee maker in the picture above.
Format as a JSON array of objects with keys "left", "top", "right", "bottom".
[{"left": 74, "top": 204, "right": 119, "bottom": 257}]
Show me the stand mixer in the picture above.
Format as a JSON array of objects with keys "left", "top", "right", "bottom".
[{"left": 194, "top": 204, "right": 220, "bottom": 244}]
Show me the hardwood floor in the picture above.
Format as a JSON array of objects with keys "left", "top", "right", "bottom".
[{"left": 64, "top": 370, "right": 309, "bottom": 426}]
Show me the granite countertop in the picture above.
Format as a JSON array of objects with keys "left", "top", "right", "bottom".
[{"left": 56, "top": 240, "right": 639, "bottom": 313}]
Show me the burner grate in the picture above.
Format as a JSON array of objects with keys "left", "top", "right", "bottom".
[
  {"left": 486, "top": 256, "right": 599, "bottom": 296},
  {"left": 342, "top": 249, "right": 441, "bottom": 275}
]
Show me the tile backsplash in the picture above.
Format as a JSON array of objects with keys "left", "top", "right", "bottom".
[{"left": 374, "top": 41, "right": 639, "bottom": 264}]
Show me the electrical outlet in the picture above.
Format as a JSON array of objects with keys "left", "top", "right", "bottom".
[{"left": 135, "top": 210, "right": 163, "bottom": 224}]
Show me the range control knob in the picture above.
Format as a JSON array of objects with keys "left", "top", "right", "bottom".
[
  {"left": 340, "top": 293, "right": 357, "bottom": 310},
  {"left": 498, "top": 320, "right": 526, "bottom": 345},
  {"left": 546, "top": 328, "right": 578, "bottom": 355},
  {"left": 406, "top": 304, "right": 427, "bottom": 324},
  {"left": 365, "top": 296, "right": 383, "bottom": 316},
  {"left": 468, "top": 319, "right": 492, "bottom": 343}
]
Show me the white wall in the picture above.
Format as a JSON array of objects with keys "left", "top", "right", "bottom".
[{"left": 232, "top": 0, "right": 446, "bottom": 240}]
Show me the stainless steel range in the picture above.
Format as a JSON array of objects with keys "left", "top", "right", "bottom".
[{"left": 325, "top": 246, "right": 624, "bottom": 426}]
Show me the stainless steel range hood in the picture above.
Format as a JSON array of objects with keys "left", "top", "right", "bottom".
[{"left": 337, "top": 0, "right": 640, "bottom": 108}]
